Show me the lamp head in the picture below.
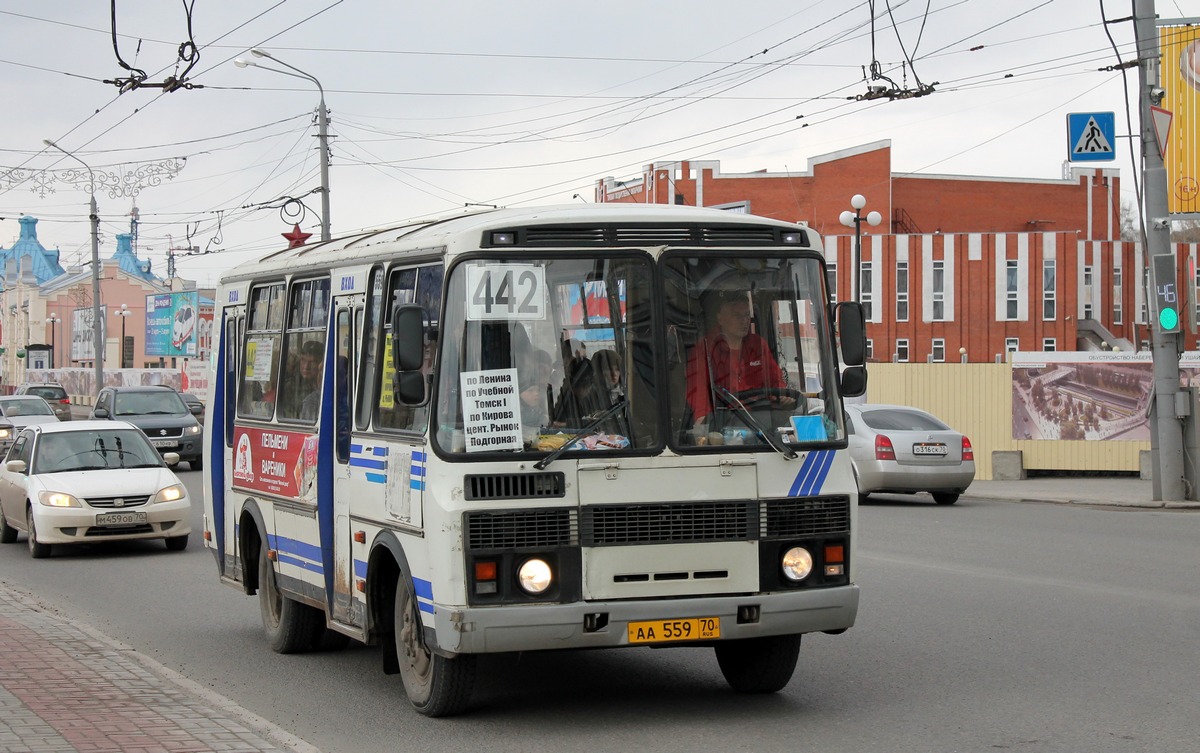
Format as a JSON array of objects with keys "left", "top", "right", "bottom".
[
  {"left": 851, "top": 194, "right": 867, "bottom": 210},
  {"left": 866, "top": 210, "right": 883, "bottom": 227},
  {"left": 839, "top": 210, "right": 855, "bottom": 228},
  {"left": 234, "top": 58, "right": 251, "bottom": 68},
  {"left": 250, "top": 48, "right": 270, "bottom": 59}
]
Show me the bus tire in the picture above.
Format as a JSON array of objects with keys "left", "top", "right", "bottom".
[
  {"left": 395, "top": 572, "right": 475, "bottom": 717},
  {"left": 714, "top": 634, "right": 801, "bottom": 693},
  {"left": 258, "top": 545, "right": 324, "bottom": 654}
]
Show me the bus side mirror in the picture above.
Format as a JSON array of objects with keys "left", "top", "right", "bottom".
[
  {"left": 840, "top": 365, "right": 867, "bottom": 397},
  {"left": 391, "top": 304, "right": 426, "bottom": 372},
  {"left": 835, "top": 301, "right": 866, "bottom": 367}
]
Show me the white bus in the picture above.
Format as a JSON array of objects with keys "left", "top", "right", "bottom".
[{"left": 203, "top": 204, "right": 867, "bottom": 716}]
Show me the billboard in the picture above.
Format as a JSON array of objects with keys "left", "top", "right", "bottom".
[
  {"left": 145, "top": 291, "right": 199, "bottom": 357},
  {"left": 1160, "top": 23, "right": 1200, "bottom": 214},
  {"left": 71, "top": 306, "right": 106, "bottom": 362}
]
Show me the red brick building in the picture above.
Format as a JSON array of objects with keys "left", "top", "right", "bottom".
[{"left": 595, "top": 141, "right": 1194, "bottom": 362}]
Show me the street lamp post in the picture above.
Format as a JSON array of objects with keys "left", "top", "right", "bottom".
[
  {"left": 46, "top": 314, "right": 60, "bottom": 369},
  {"left": 43, "top": 139, "right": 103, "bottom": 391},
  {"left": 114, "top": 303, "right": 132, "bottom": 368},
  {"left": 235, "top": 49, "right": 331, "bottom": 241},
  {"left": 839, "top": 194, "right": 883, "bottom": 302}
]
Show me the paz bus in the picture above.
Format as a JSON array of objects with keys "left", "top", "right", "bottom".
[{"left": 203, "top": 203, "right": 867, "bottom": 716}]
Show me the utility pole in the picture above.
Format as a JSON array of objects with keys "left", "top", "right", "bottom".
[{"left": 1136, "top": 0, "right": 1186, "bottom": 501}]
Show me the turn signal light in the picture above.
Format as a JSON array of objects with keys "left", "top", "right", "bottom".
[
  {"left": 474, "top": 560, "right": 498, "bottom": 594},
  {"left": 962, "top": 437, "right": 974, "bottom": 461},
  {"left": 875, "top": 434, "right": 896, "bottom": 460}
]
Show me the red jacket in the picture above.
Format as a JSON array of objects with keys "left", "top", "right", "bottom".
[{"left": 685, "top": 332, "right": 786, "bottom": 421}]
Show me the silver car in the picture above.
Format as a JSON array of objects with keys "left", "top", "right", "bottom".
[{"left": 846, "top": 403, "right": 975, "bottom": 505}]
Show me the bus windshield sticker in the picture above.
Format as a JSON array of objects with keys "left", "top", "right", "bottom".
[
  {"left": 460, "top": 368, "right": 522, "bottom": 452},
  {"left": 466, "top": 264, "right": 546, "bottom": 321},
  {"left": 246, "top": 337, "right": 274, "bottom": 382}
]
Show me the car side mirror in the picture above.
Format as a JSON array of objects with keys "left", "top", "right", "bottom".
[
  {"left": 92, "top": 407, "right": 110, "bottom": 419},
  {"left": 5, "top": 459, "right": 26, "bottom": 473},
  {"left": 162, "top": 452, "right": 180, "bottom": 466},
  {"left": 189, "top": 405, "right": 203, "bottom": 415}
]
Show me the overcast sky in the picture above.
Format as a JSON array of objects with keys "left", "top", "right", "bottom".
[{"left": 0, "top": 1, "right": 1192, "bottom": 287}]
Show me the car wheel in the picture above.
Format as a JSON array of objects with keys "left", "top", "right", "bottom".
[
  {"left": 190, "top": 458, "right": 203, "bottom": 471},
  {"left": 932, "top": 492, "right": 960, "bottom": 505},
  {"left": 395, "top": 572, "right": 475, "bottom": 716},
  {"left": 165, "top": 534, "right": 189, "bottom": 551},
  {"left": 714, "top": 634, "right": 802, "bottom": 693},
  {"left": 26, "top": 507, "right": 51, "bottom": 559},
  {"left": 0, "top": 510, "right": 17, "bottom": 544},
  {"left": 258, "top": 543, "right": 324, "bottom": 653}
]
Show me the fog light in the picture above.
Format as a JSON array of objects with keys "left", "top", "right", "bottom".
[
  {"left": 517, "top": 558, "right": 553, "bottom": 594},
  {"left": 781, "top": 547, "right": 813, "bottom": 581}
]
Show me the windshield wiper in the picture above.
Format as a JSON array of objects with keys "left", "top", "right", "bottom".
[
  {"left": 533, "top": 399, "right": 627, "bottom": 471},
  {"left": 712, "top": 385, "right": 797, "bottom": 460}
]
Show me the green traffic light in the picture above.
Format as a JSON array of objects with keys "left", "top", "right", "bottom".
[{"left": 1159, "top": 307, "right": 1179, "bottom": 331}]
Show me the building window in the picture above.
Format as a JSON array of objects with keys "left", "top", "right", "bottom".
[
  {"left": 1114, "top": 266, "right": 1123, "bottom": 325},
  {"left": 932, "top": 338, "right": 945, "bottom": 362},
  {"left": 1006, "top": 337, "right": 1020, "bottom": 353},
  {"left": 896, "top": 261, "right": 909, "bottom": 321},
  {"left": 1006, "top": 260, "right": 1019, "bottom": 319},
  {"left": 1042, "top": 260, "right": 1056, "bottom": 320},
  {"left": 826, "top": 261, "right": 837, "bottom": 304},
  {"left": 1042, "top": 338, "right": 1056, "bottom": 351},
  {"left": 895, "top": 338, "right": 909, "bottom": 363},
  {"left": 1083, "top": 265, "right": 1093, "bottom": 319},
  {"left": 865, "top": 338, "right": 874, "bottom": 361},
  {"left": 932, "top": 260, "right": 945, "bottom": 321},
  {"left": 860, "top": 261, "right": 873, "bottom": 320}
]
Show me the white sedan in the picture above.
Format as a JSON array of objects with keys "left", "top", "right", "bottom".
[
  {"left": 846, "top": 404, "right": 975, "bottom": 505},
  {"left": 0, "top": 420, "right": 192, "bottom": 558}
]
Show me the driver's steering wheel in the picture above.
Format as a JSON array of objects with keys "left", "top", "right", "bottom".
[{"left": 726, "top": 387, "right": 801, "bottom": 409}]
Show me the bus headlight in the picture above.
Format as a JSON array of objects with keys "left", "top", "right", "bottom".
[
  {"left": 781, "top": 547, "right": 814, "bottom": 581},
  {"left": 517, "top": 558, "right": 553, "bottom": 594}
]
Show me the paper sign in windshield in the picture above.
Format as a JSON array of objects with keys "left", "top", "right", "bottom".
[{"left": 460, "top": 368, "right": 522, "bottom": 452}]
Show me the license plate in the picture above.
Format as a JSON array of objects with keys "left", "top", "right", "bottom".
[
  {"left": 628, "top": 617, "right": 720, "bottom": 644},
  {"left": 95, "top": 511, "right": 148, "bottom": 526},
  {"left": 151, "top": 439, "right": 178, "bottom": 448},
  {"left": 912, "top": 443, "right": 947, "bottom": 455}
]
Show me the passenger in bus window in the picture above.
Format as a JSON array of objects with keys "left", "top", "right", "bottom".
[
  {"left": 518, "top": 350, "right": 553, "bottom": 431},
  {"left": 282, "top": 340, "right": 323, "bottom": 420},
  {"left": 685, "top": 291, "right": 794, "bottom": 428}
]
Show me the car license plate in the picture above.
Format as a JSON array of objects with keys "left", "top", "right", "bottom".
[
  {"left": 151, "top": 439, "right": 178, "bottom": 448},
  {"left": 912, "top": 443, "right": 947, "bottom": 455},
  {"left": 627, "top": 617, "right": 720, "bottom": 644},
  {"left": 95, "top": 511, "right": 148, "bottom": 526}
]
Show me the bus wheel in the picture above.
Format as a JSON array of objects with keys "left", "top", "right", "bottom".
[
  {"left": 258, "top": 545, "right": 324, "bottom": 654},
  {"left": 714, "top": 634, "right": 802, "bottom": 693},
  {"left": 394, "top": 573, "right": 475, "bottom": 716}
]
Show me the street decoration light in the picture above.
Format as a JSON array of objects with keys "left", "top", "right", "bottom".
[
  {"left": 43, "top": 140, "right": 104, "bottom": 391},
  {"left": 114, "top": 303, "right": 133, "bottom": 368},
  {"left": 46, "top": 314, "right": 61, "bottom": 369},
  {"left": 235, "top": 49, "right": 331, "bottom": 241},
  {"left": 839, "top": 194, "right": 883, "bottom": 302}
]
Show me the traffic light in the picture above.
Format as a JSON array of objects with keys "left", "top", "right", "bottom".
[{"left": 1152, "top": 254, "right": 1181, "bottom": 333}]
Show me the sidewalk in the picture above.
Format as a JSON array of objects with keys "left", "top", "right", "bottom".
[
  {"left": 967, "top": 475, "right": 1200, "bottom": 509},
  {"left": 0, "top": 582, "right": 318, "bottom": 753}
]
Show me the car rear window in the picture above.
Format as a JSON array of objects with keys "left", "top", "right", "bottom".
[
  {"left": 858, "top": 408, "right": 949, "bottom": 431},
  {"left": 26, "top": 386, "right": 67, "bottom": 400}
]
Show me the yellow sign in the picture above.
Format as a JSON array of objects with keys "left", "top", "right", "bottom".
[{"left": 1161, "top": 24, "right": 1200, "bottom": 213}]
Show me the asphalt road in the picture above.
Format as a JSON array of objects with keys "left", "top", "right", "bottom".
[{"left": 1, "top": 473, "right": 1197, "bottom": 753}]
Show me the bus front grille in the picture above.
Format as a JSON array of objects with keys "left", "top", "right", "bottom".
[
  {"left": 465, "top": 509, "right": 577, "bottom": 551},
  {"left": 464, "top": 472, "right": 566, "bottom": 501},
  {"left": 762, "top": 496, "right": 851, "bottom": 538},
  {"left": 582, "top": 501, "right": 757, "bottom": 546}
]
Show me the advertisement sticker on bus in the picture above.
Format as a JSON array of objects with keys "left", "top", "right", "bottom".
[
  {"left": 460, "top": 368, "right": 522, "bottom": 451},
  {"left": 232, "top": 426, "right": 318, "bottom": 497}
]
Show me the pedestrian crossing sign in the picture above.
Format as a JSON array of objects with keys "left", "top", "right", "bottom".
[{"left": 1067, "top": 112, "right": 1116, "bottom": 162}]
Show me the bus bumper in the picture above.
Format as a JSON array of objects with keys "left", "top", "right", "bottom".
[{"left": 431, "top": 585, "right": 859, "bottom": 654}]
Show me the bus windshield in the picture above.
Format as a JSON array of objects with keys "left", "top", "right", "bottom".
[{"left": 433, "top": 249, "right": 842, "bottom": 457}]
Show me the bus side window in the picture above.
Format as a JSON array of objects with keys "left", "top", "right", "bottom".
[{"left": 238, "top": 283, "right": 285, "bottom": 420}]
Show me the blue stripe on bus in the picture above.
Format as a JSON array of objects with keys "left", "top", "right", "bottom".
[
  {"left": 365, "top": 472, "right": 386, "bottom": 484},
  {"left": 268, "top": 534, "right": 324, "bottom": 564},
  {"left": 354, "top": 559, "right": 367, "bottom": 579},
  {"left": 276, "top": 552, "right": 325, "bottom": 574},
  {"left": 350, "top": 443, "right": 363, "bottom": 453},
  {"left": 413, "top": 577, "right": 433, "bottom": 600},
  {"left": 418, "top": 601, "right": 435, "bottom": 615},
  {"left": 412, "top": 450, "right": 426, "bottom": 462},
  {"left": 409, "top": 464, "right": 425, "bottom": 477},
  {"left": 410, "top": 478, "right": 425, "bottom": 491},
  {"left": 372, "top": 446, "right": 389, "bottom": 456},
  {"left": 789, "top": 450, "right": 832, "bottom": 497},
  {"left": 349, "top": 457, "right": 387, "bottom": 470}
]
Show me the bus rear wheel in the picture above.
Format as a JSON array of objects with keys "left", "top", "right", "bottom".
[
  {"left": 714, "top": 634, "right": 802, "bottom": 693},
  {"left": 258, "top": 545, "right": 324, "bottom": 653},
  {"left": 394, "top": 573, "right": 475, "bottom": 717}
]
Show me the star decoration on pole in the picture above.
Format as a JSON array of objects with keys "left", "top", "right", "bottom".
[{"left": 282, "top": 223, "right": 312, "bottom": 249}]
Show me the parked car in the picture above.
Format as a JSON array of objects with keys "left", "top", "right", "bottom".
[
  {"left": 0, "top": 396, "right": 61, "bottom": 428},
  {"left": 90, "top": 386, "right": 204, "bottom": 470},
  {"left": 14, "top": 382, "right": 72, "bottom": 421},
  {"left": 0, "top": 420, "right": 192, "bottom": 557},
  {"left": 845, "top": 403, "right": 975, "bottom": 505}
]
